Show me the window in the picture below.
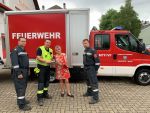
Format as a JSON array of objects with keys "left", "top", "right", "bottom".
[
  {"left": 129, "top": 35, "right": 138, "bottom": 52},
  {"left": 94, "top": 34, "right": 110, "bottom": 50},
  {"left": 116, "top": 35, "right": 130, "bottom": 51},
  {"left": 115, "top": 34, "right": 138, "bottom": 52}
]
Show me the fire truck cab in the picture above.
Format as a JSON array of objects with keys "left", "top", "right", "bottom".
[{"left": 89, "top": 27, "right": 150, "bottom": 85}]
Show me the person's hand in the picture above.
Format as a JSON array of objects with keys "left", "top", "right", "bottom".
[
  {"left": 45, "top": 60, "right": 51, "bottom": 64},
  {"left": 51, "top": 59, "right": 56, "bottom": 63},
  {"left": 51, "top": 63, "right": 55, "bottom": 68},
  {"left": 18, "top": 74, "right": 23, "bottom": 79},
  {"left": 56, "top": 61, "right": 62, "bottom": 66}
]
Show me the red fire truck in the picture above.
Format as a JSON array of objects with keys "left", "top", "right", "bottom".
[{"left": 2, "top": 9, "right": 150, "bottom": 85}]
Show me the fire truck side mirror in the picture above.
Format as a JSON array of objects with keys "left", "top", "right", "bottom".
[{"left": 138, "top": 43, "right": 146, "bottom": 53}]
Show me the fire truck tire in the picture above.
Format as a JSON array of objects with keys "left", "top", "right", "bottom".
[{"left": 134, "top": 69, "right": 150, "bottom": 86}]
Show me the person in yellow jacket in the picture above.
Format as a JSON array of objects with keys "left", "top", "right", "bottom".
[{"left": 36, "top": 39, "right": 53, "bottom": 106}]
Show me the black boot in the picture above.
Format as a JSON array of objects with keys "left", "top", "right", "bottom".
[
  {"left": 17, "top": 98, "right": 30, "bottom": 111},
  {"left": 83, "top": 88, "right": 92, "bottom": 97},
  {"left": 38, "top": 98, "right": 44, "bottom": 106},
  {"left": 89, "top": 98, "right": 99, "bottom": 104},
  {"left": 25, "top": 99, "right": 30, "bottom": 104},
  {"left": 37, "top": 93, "right": 44, "bottom": 106},
  {"left": 90, "top": 88, "right": 99, "bottom": 104},
  {"left": 43, "top": 91, "right": 52, "bottom": 99},
  {"left": 19, "top": 104, "right": 32, "bottom": 111},
  {"left": 83, "top": 92, "right": 92, "bottom": 97}
]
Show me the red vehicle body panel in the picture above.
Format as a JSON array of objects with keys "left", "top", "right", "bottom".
[{"left": 8, "top": 13, "right": 66, "bottom": 58}]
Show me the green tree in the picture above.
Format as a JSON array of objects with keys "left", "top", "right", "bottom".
[
  {"left": 117, "top": 0, "right": 141, "bottom": 37},
  {"left": 99, "top": 0, "right": 141, "bottom": 37},
  {"left": 99, "top": 9, "right": 119, "bottom": 30}
]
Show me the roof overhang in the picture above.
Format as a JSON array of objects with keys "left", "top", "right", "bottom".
[{"left": 0, "top": 3, "right": 12, "bottom": 13}]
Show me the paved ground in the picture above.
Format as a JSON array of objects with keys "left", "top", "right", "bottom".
[{"left": 0, "top": 66, "right": 150, "bottom": 113}]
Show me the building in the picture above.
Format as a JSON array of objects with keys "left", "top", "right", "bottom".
[
  {"left": 0, "top": 0, "right": 39, "bottom": 60},
  {"left": 139, "top": 25, "right": 150, "bottom": 45},
  {"left": 47, "top": 5, "right": 63, "bottom": 10},
  {"left": 47, "top": 3, "right": 66, "bottom": 10}
]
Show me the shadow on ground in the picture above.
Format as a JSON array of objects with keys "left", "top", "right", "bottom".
[{"left": 0, "top": 66, "right": 135, "bottom": 85}]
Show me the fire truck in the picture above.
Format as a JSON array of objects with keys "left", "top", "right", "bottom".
[{"left": 2, "top": 9, "right": 150, "bottom": 85}]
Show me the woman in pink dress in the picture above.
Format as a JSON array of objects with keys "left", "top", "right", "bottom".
[{"left": 54, "top": 45, "right": 74, "bottom": 97}]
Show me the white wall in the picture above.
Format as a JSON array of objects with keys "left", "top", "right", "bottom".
[
  {"left": 0, "top": 0, "right": 4, "bottom": 3},
  {"left": 139, "top": 26, "right": 150, "bottom": 45},
  {"left": 4, "top": 0, "right": 36, "bottom": 10}
]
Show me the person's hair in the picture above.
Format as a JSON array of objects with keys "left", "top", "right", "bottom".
[
  {"left": 45, "top": 39, "right": 51, "bottom": 42},
  {"left": 55, "top": 45, "right": 61, "bottom": 50},
  {"left": 18, "top": 37, "right": 26, "bottom": 41},
  {"left": 83, "top": 39, "right": 89, "bottom": 42}
]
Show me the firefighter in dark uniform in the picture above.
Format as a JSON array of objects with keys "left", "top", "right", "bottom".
[
  {"left": 10, "top": 37, "right": 31, "bottom": 111},
  {"left": 82, "top": 39, "right": 100, "bottom": 104},
  {"left": 36, "top": 39, "right": 53, "bottom": 106}
]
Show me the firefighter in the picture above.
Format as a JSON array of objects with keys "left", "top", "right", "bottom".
[
  {"left": 82, "top": 39, "right": 100, "bottom": 104},
  {"left": 10, "top": 37, "right": 31, "bottom": 111},
  {"left": 36, "top": 39, "right": 53, "bottom": 106}
]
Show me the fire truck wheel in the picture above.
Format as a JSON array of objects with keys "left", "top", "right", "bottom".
[{"left": 135, "top": 69, "right": 150, "bottom": 86}]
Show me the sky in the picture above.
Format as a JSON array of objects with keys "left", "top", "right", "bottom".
[{"left": 37, "top": 0, "right": 150, "bottom": 29}]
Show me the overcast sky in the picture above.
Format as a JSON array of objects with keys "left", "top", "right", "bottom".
[{"left": 37, "top": 0, "right": 150, "bottom": 29}]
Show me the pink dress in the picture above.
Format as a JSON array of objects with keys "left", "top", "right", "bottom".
[{"left": 55, "top": 53, "right": 70, "bottom": 80}]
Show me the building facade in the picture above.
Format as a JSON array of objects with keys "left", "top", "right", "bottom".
[
  {"left": 0, "top": 0, "right": 39, "bottom": 59},
  {"left": 139, "top": 25, "right": 150, "bottom": 45}
]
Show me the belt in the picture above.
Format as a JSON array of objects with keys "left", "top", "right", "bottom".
[
  {"left": 37, "top": 64, "right": 50, "bottom": 68},
  {"left": 20, "top": 67, "right": 29, "bottom": 69},
  {"left": 84, "top": 65, "right": 94, "bottom": 67}
]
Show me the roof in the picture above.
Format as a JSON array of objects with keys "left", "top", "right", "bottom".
[
  {"left": 0, "top": 3, "right": 12, "bottom": 13},
  {"left": 33, "top": 0, "right": 40, "bottom": 10},
  {"left": 47, "top": 5, "right": 63, "bottom": 10},
  {"left": 0, "top": 0, "right": 39, "bottom": 13}
]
